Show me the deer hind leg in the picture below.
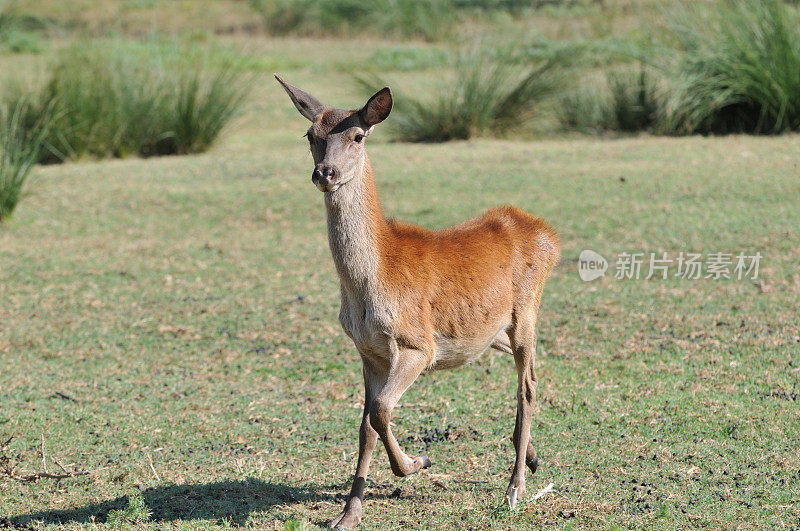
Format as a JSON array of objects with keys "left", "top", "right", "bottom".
[
  {"left": 506, "top": 310, "right": 539, "bottom": 509},
  {"left": 369, "top": 347, "right": 432, "bottom": 478},
  {"left": 329, "top": 360, "right": 383, "bottom": 529}
]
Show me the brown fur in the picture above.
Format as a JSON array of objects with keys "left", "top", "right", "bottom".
[{"left": 378, "top": 187, "right": 559, "bottom": 369}]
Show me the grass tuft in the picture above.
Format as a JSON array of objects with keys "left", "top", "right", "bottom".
[
  {"left": 106, "top": 494, "right": 151, "bottom": 527},
  {"left": 607, "top": 65, "right": 660, "bottom": 132},
  {"left": 0, "top": 99, "right": 49, "bottom": 222},
  {"left": 556, "top": 81, "right": 612, "bottom": 134},
  {"left": 659, "top": 0, "right": 800, "bottom": 134},
  {"left": 160, "top": 67, "right": 250, "bottom": 156},
  {"left": 3, "top": 39, "right": 251, "bottom": 162},
  {"left": 367, "top": 44, "right": 564, "bottom": 142}
]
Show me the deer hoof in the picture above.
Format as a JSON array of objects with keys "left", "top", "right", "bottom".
[
  {"left": 527, "top": 455, "right": 539, "bottom": 474},
  {"left": 392, "top": 456, "right": 432, "bottom": 477},
  {"left": 328, "top": 499, "right": 362, "bottom": 529},
  {"left": 415, "top": 455, "right": 432, "bottom": 469},
  {"left": 328, "top": 511, "right": 361, "bottom": 529},
  {"left": 506, "top": 483, "right": 525, "bottom": 509}
]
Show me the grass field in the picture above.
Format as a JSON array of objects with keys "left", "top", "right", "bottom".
[{"left": 2, "top": 6, "right": 800, "bottom": 530}]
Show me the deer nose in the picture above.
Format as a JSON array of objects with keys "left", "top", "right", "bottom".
[{"left": 312, "top": 166, "right": 337, "bottom": 185}]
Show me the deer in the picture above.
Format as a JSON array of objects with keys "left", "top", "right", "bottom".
[{"left": 275, "top": 74, "right": 561, "bottom": 529}]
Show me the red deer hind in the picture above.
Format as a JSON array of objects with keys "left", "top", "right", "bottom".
[{"left": 275, "top": 74, "right": 560, "bottom": 529}]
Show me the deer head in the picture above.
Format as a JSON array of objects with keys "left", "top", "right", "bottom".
[{"left": 275, "top": 74, "right": 393, "bottom": 193}]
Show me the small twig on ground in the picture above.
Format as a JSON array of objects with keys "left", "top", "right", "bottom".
[
  {"left": 11, "top": 470, "right": 90, "bottom": 482},
  {"left": 552, "top": 487, "right": 573, "bottom": 502},
  {"left": 53, "top": 458, "right": 70, "bottom": 475},
  {"left": 145, "top": 451, "right": 160, "bottom": 482},
  {"left": 40, "top": 433, "right": 48, "bottom": 473},
  {"left": 532, "top": 482, "right": 555, "bottom": 500},
  {"left": 52, "top": 392, "right": 78, "bottom": 402},
  {"left": 0, "top": 435, "right": 95, "bottom": 484}
]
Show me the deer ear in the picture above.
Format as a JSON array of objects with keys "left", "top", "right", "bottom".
[
  {"left": 360, "top": 87, "right": 393, "bottom": 127},
  {"left": 274, "top": 74, "right": 324, "bottom": 122}
]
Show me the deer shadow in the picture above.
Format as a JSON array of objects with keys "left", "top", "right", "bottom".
[
  {"left": 9, "top": 478, "right": 415, "bottom": 528},
  {"left": 10, "top": 478, "right": 331, "bottom": 527}
]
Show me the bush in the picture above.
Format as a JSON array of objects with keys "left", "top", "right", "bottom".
[
  {"left": 368, "top": 46, "right": 564, "bottom": 142},
  {"left": 0, "top": 100, "right": 50, "bottom": 221},
  {"left": 659, "top": 0, "right": 800, "bottom": 134},
  {"left": 5, "top": 40, "right": 251, "bottom": 163}
]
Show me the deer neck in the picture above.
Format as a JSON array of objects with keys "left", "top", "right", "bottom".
[{"left": 324, "top": 155, "right": 387, "bottom": 295}]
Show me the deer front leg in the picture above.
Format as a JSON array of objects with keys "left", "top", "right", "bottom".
[
  {"left": 369, "top": 348, "right": 432, "bottom": 478},
  {"left": 329, "top": 361, "right": 383, "bottom": 530}
]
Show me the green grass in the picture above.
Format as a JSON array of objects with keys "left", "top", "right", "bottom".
[
  {"left": 0, "top": 8, "right": 45, "bottom": 53},
  {"left": 367, "top": 45, "right": 451, "bottom": 72},
  {"left": 247, "top": 0, "right": 612, "bottom": 42},
  {"left": 249, "top": 0, "right": 455, "bottom": 41},
  {"left": 1, "top": 60, "right": 799, "bottom": 528}
]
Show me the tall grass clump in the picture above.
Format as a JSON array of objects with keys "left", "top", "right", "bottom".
[
  {"left": 370, "top": 46, "right": 564, "bottom": 142},
  {"left": 607, "top": 66, "right": 660, "bottom": 132},
  {"left": 168, "top": 70, "right": 249, "bottom": 155},
  {"left": 556, "top": 82, "right": 612, "bottom": 134},
  {"left": 0, "top": 100, "right": 50, "bottom": 221},
  {"left": 659, "top": 0, "right": 800, "bottom": 134},
  {"left": 8, "top": 40, "right": 251, "bottom": 162},
  {"left": 557, "top": 65, "right": 661, "bottom": 134},
  {"left": 249, "top": 0, "right": 454, "bottom": 41}
]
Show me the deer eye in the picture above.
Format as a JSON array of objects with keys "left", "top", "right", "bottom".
[
  {"left": 304, "top": 132, "right": 314, "bottom": 144},
  {"left": 353, "top": 134, "right": 364, "bottom": 143}
]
